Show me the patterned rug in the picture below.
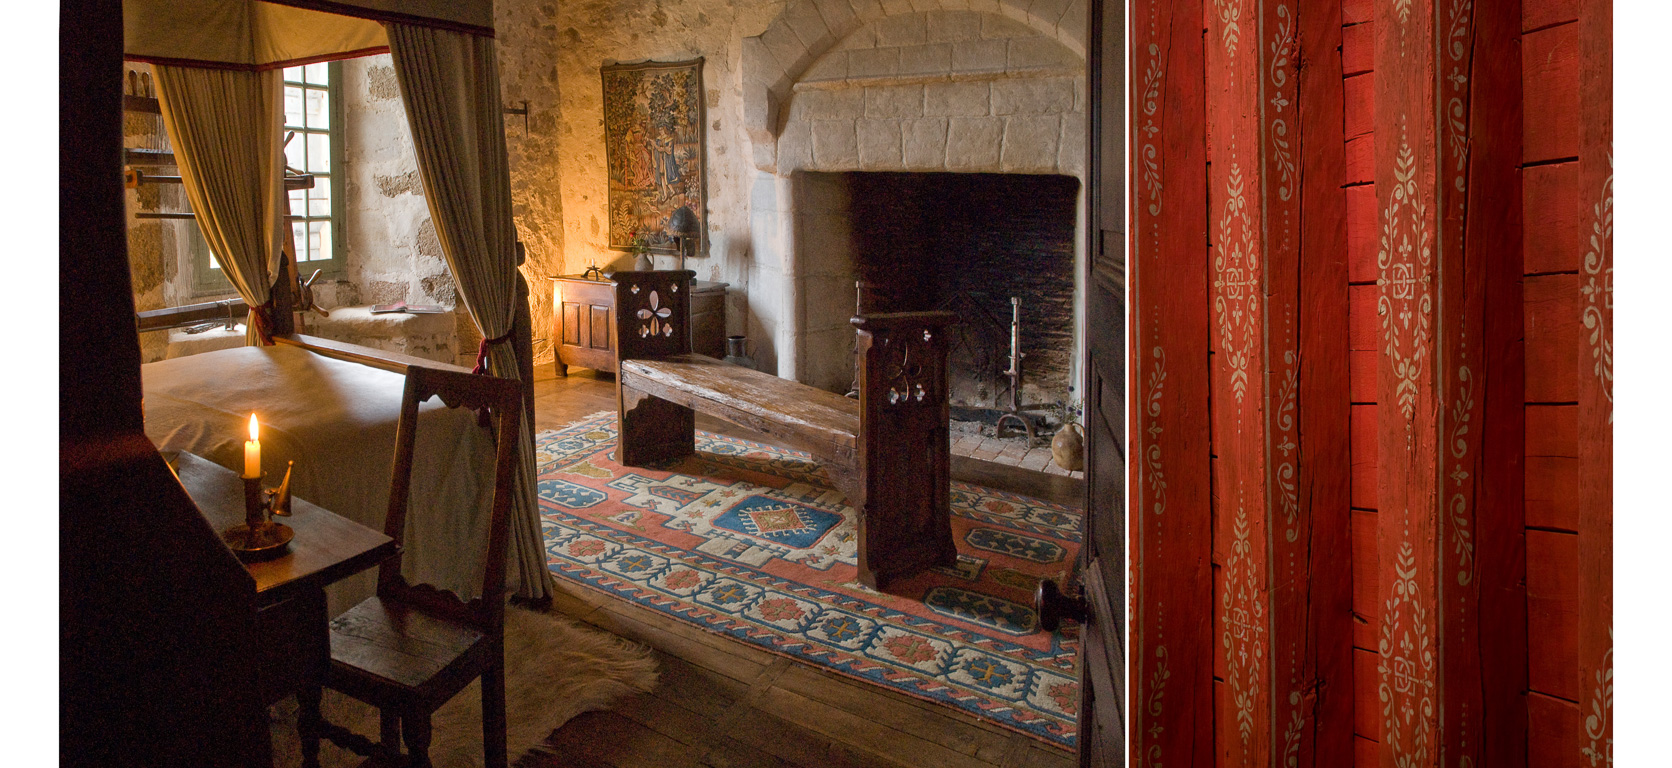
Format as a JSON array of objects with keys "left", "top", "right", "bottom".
[{"left": 535, "top": 414, "right": 1083, "bottom": 749}]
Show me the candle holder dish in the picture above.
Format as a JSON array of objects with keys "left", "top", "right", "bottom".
[{"left": 222, "top": 460, "right": 295, "bottom": 560}]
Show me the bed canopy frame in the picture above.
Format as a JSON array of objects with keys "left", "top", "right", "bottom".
[
  {"left": 64, "top": 4, "right": 540, "bottom": 764},
  {"left": 119, "top": 0, "right": 551, "bottom": 602}
]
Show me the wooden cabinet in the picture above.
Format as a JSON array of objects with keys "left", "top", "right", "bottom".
[{"left": 551, "top": 274, "right": 727, "bottom": 375}]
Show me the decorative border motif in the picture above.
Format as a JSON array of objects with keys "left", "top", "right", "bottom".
[
  {"left": 1214, "top": 159, "right": 1261, "bottom": 403},
  {"left": 1377, "top": 131, "right": 1433, "bottom": 423},
  {"left": 1215, "top": 0, "right": 1243, "bottom": 56},
  {"left": 1378, "top": 534, "right": 1434, "bottom": 768},
  {"left": 1582, "top": 155, "right": 1614, "bottom": 423},
  {"left": 1268, "top": 5, "right": 1297, "bottom": 202},
  {"left": 1223, "top": 504, "right": 1264, "bottom": 747},
  {"left": 1582, "top": 629, "right": 1613, "bottom": 766},
  {"left": 1449, "top": 366, "right": 1475, "bottom": 584}
]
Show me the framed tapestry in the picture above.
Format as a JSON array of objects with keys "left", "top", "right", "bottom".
[{"left": 601, "top": 58, "right": 706, "bottom": 256}]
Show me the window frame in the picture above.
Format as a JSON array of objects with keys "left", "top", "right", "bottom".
[{"left": 191, "top": 61, "right": 346, "bottom": 297}]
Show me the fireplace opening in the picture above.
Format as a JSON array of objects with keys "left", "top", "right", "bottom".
[{"left": 802, "top": 171, "right": 1080, "bottom": 426}]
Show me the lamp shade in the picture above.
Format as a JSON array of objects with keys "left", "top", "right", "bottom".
[{"left": 666, "top": 206, "right": 700, "bottom": 237}]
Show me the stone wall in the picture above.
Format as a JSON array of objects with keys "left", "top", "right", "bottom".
[{"left": 532, "top": 0, "right": 788, "bottom": 369}]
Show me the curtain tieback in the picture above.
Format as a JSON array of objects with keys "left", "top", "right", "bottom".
[
  {"left": 472, "top": 328, "right": 515, "bottom": 375},
  {"left": 248, "top": 301, "right": 277, "bottom": 346}
]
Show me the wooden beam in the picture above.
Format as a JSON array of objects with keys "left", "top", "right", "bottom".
[
  {"left": 1202, "top": 0, "right": 1274, "bottom": 762},
  {"left": 1127, "top": 0, "right": 1214, "bottom": 765},
  {"left": 1575, "top": 0, "right": 1613, "bottom": 763},
  {"left": 1371, "top": 1, "right": 1527, "bottom": 765}
]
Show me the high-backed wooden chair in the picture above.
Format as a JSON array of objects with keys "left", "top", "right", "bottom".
[{"left": 320, "top": 366, "right": 523, "bottom": 768}]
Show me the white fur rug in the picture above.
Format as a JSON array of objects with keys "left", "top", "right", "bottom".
[{"left": 271, "top": 606, "right": 659, "bottom": 767}]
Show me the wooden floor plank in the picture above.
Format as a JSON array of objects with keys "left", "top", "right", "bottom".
[
  {"left": 754, "top": 686, "right": 999, "bottom": 768},
  {"left": 771, "top": 663, "right": 1016, "bottom": 764}
]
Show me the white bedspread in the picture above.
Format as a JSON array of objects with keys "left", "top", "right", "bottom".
[{"left": 142, "top": 345, "right": 495, "bottom": 612}]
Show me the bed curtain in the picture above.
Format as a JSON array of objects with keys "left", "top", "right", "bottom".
[
  {"left": 385, "top": 22, "right": 552, "bottom": 601},
  {"left": 153, "top": 65, "right": 287, "bottom": 345}
]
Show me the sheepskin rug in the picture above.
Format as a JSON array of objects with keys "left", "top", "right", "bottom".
[{"left": 271, "top": 605, "right": 659, "bottom": 767}]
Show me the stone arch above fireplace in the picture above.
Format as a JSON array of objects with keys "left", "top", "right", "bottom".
[{"left": 742, "top": 0, "right": 1088, "bottom": 173}]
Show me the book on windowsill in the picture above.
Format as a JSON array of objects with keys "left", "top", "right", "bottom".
[{"left": 369, "top": 301, "right": 447, "bottom": 315}]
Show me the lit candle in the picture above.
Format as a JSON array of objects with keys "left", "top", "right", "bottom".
[{"left": 244, "top": 414, "right": 261, "bottom": 479}]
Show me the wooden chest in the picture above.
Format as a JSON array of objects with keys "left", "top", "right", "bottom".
[{"left": 551, "top": 274, "right": 727, "bottom": 375}]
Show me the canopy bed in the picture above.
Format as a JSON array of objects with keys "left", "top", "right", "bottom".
[{"left": 120, "top": 0, "right": 551, "bottom": 606}]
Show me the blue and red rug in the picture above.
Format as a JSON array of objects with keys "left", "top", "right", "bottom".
[{"left": 535, "top": 414, "right": 1082, "bottom": 748}]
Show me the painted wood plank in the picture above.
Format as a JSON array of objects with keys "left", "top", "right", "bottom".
[
  {"left": 1522, "top": 24, "right": 1580, "bottom": 163},
  {"left": 1341, "top": 22, "right": 1374, "bottom": 76},
  {"left": 1342, "top": 0, "right": 1371, "bottom": 25},
  {"left": 1129, "top": 0, "right": 1214, "bottom": 765},
  {"left": 1527, "top": 529, "right": 1580, "bottom": 702},
  {"left": 1351, "top": 647, "right": 1379, "bottom": 741},
  {"left": 1343, "top": 135, "right": 1375, "bottom": 186},
  {"left": 1525, "top": 274, "right": 1580, "bottom": 403},
  {"left": 1341, "top": 74, "right": 1374, "bottom": 140},
  {"left": 1527, "top": 692, "right": 1582, "bottom": 768},
  {"left": 1524, "top": 0, "right": 1578, "bottom": 32},
  {"left": 1526, "top": 405, "right": 1578, "bottom": 457},
  {"left": 1524, "top": 162, "right": 1580, "bottom": 274},
  {"left": 1525, "top": 456, "right": 1579, "bottom": 532},
  {"left": 1354, "top": 736, "right": 1378, "bottom": 768},
  {"left": 1350, "top": 405, "right": 1377, "bottom": 511},
  {"left": 1351, "top": 509, "right": 1378, "bottom": 651},
  {"left": 1345, "top": 184, "right": 1378, "bottom": 283},
  {"left": 1350, "top": 350, "right": 1377, "bottom": 403},
  {"left": 1295, "top": 6, "right": 1355, "bottom": 759},
  {"left": 1348, "top": 285, "right": 1378, "bottom": 351},
  {"left": 1574, "top": 1, "right": 1613, "bottom": 763},
  {"left": 1450, "top": 4, "right": 1532, "bottom": 758}
]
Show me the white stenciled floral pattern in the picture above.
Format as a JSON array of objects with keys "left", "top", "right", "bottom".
[
  {"left": 1147, "top": 347, "right": 1168, "bottom": 516},
  {"left": 637, "top": 289, "right": 674, "bottom": 338},
  {"left": 1147, "top": 645, "right": 1169, "bottom": 767},
  {"left": 1378, "top": 534, "right": 1434, "bottom": 768},
  {"left": 1582, "top": 154, "right": 1614, "bottom": 423},
  {"left": 1214, "top": 160, "right": 1260, "bottom": 403},
  {"left": 1223, "top": 504, "right": 1263, "bottom": 748},
  {"left": 1395, "top": 0, "right": 1414, "bottom": 25},
  {"left": 1445, "top": 0, "right": 1473, "bottom": 200},
  {"left": 1583, "top": 629, "right": 1613, "bottom": 766},
  {"left": 1377, "top": 133, "right": 1432, "bottom": 423},
  {"left": 1450, "top": 366, "right": 1476, "bottom": 584},
  {"left": 1215, "top": 0, "right": 1242, "bottom": 56},
  {"left": 1275, "top": 351, "right": 1299, "bottom": 541},
  {"left": 1281, "top": 693, "right": 1304, "bottom": 768},
  {"left": 1268, "top": 4, "right": 1297, "bottom": 201},
  {"left": 1142, "top": 44, "right": 1163, "bottom": 217}
]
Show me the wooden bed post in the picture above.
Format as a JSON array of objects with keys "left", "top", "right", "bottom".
[
  {"left": 851, "top": 311, "right": 959, "bottom": 590},
  {"left": 612, "top": 270, "right": 697, "bottom": 466}
]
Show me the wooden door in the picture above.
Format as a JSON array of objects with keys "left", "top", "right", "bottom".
[{"left": 1076, "top": 0, "right": 1125, "bottom": 761}]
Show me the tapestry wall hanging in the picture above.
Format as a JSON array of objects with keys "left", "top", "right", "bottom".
[{"left": 602, "top": 58, "right": 706, "bottom": 256}]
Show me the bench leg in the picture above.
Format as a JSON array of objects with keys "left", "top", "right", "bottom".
[{"left": 616, "top": 383, "right": 695, "bottom": 467}]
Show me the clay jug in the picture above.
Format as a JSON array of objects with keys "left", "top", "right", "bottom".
[{"left": 1051, "top": 422, "right": 1084, "bottom": 472}]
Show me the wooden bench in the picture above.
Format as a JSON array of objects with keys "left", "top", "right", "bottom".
[{"left": 611, "top": 270, "right": 958, "bottom": 589}]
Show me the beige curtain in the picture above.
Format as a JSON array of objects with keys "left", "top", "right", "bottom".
[
  {"left": 154, "top": 65, "right": 287, "bottom": 345},
  {"left": 385, "top": 22, "right": 551, "bottom": 601}
]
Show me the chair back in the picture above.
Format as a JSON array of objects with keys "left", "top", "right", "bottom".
[{"left": 380, "top": 366, "right": 524, "bottom": 632}]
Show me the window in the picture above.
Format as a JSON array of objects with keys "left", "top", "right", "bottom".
[{"left": 191, "top": 61, "right": 345, "bottom": 295}]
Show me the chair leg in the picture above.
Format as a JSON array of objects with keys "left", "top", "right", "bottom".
[
  {"left": 379, "top": 709, "right": 401, "bottom": 758},
  {"left": 482, "top": 662, "right": 509, "bottom": 768},
  {"left": 298, "top": 684, "right": 323, "bottom": 768},
  {"left": 402, "top": 708, "right": 433, "bottom": 768}
]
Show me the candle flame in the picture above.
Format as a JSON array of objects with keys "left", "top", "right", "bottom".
[{"left": 248, "top": 414, "right": 259, "bottom": 441}]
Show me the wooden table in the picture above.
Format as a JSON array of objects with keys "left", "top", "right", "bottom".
[{"left": 166, "top": 451, "right": 397, "bottom": 768}]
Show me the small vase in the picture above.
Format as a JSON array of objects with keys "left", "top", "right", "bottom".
[
  {"left": 633, "top": 252, "right": 653, "bottom": 271},
  {"left": 1051, "top": 423, "right": 1084, "bottom": 472},
  {"left": 723, "top": 335, "right": 756, "bottom": 370}
]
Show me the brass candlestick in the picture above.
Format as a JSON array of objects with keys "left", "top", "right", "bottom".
[{"left": 222, "top": 460, "right": 296, "bottom": 560}]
